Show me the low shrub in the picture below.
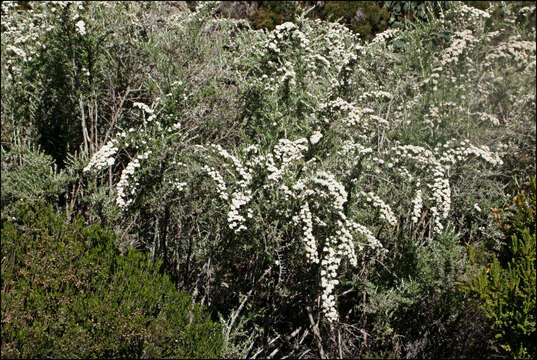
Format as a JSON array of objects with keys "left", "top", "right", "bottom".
[{"left": 1, "top": 203, "right": 224, "bottom": 359}]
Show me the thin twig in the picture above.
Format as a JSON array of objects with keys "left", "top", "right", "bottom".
[
  {"left": 268, "top": 347, "right": 280, "bottom": 359},
  {"left": 252, "top": 346, "right": 264, "bottom": 359},
  {"left": 226, "top": 266, "right": 272, "bottom": 340},
  {"left": 298, "top": 349, "right": 311, "bottom": 359},
  {"left": 79, "top": 95, "right": 89, "bottom": 154},
  {"left": 306, "top": 306, "right": 325, "bottom": 359},
  {"left": 338, "top": 328, "right": 343, "bottom": 359},
  {"left": 299, "top": 328, "right": 309, "bottom": 346}
]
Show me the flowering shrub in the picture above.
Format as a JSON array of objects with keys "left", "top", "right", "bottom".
[
  {"left": 3, "top": 1, "right": 535, "bottom": 358},
  {"left": 79, "top": 1, "right": 517, "bottom": 349}
]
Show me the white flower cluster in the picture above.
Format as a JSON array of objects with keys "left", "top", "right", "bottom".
[
  {"left": 2, "top": 1, "right": 90, "bottom": 76},
  {"left": 116, "top": 151, "right": 151, "bottom": 210},
  {"left": 309, "top": 131, "right": 323, "bottom": 145},
  {"left": 2, "top": 2, "right": 63, "bottom": 74},
  {"left": 202, "top": 165, "right": 229, "bottom": 201},
  {"left": 6, "top": 45, "right": 26, "bottom": 60},
  {"left": 318, "top": 214, "right": 361, "bottom": 322},
  {"left": 320, "top": 235, "right": 343, "bottom": 322},
  {"left": 439, "top": 141, "right": 504, "bottom": 167},
  {"left": 258, "top": 21, "right": 311, "bottom": 93},
  {"left": 298, "top": 202, "right": 319, "bottom": 264},
  {"left": 370, "top": 28, "right": 401, "bottom": 45},
  {"left": 200, "top": 145, "right": 256, "bottom": 234},
  {"left": 83, "top": 139, "right": 118, "bottom": 172},
  {"left": 210, "top": 144, "right": 252, "bottom": 187},
  {"left": 310, "top": 171, "right": 348, "bottom": 211},
  {"left": 386, "top": 140, "right": 503, "bottom": 234},
  {"left": 251, "top": 14, "right": 359, "bottom": 113},
  {"left": 133, "top": 101, "right": 154, "bottom": 114},
  {"left": 411, "top": 188, "right": 423, "bottom": 224},
  {"left": 170, "top": 180, "right": 187, "bottom": 192},
  {"left": 227, "top": 191, "right": 252, "bottom": 233},
  {"left": 485, "top": 36, "right": 536, "bottom": 65},
  {"left": 320, "top": 97, "right": 379, "bottom": 131},
  {"left": 440, "top": 30, "right": 478, "bottom": 67},
  {"left": 198, "top": 138, "right": 381, "bottom": 322},
  {"left": 275, "top": 21, "right": 298, "bottom": 33},
  {"left": 340, "top": 141, "right": 373, "bottom": 158},
  {"left": 266, "top": 138, "right": 308, "bottom": 183},
  {"left": 454, "top": 3, "right": 491, "bottom": 21},
  {"left": 281, "top": 65, "right": 297, "bottom": 87},
  {"left": 358, "top": 90, "right": 393, "bottom": 102},
  {"left": 359, "top": 191, "right": 397, "bottom": 226},
  {"left": 518, "top": 5, "right": 536, "bottom": 17},
  {"left": 75, "top": 19, "right": 86, "bottom": 35},
  {"left": 348, "top": 221, "right": 382, "bottom": 250},
  {"left": 313, "top": 54, "right": 331, "bottom": 68},
  {"left": 427, "top": 165, "right": 451, "bottom": 233},
  {"left": 273, "top": 138, "right": 308, "bottom": 166},
  {"left": 391, "top": 144, "right": 435, "bottom": 167}
]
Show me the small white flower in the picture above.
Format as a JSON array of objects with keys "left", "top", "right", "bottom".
[
  {"left": 310, "top": 131, "right": 323, "bottom": 145},
  {"left": 75, "top": 20, "right": 86, "bottom": 36},
  {"left": 133, "top": 102, "right": 153, "bottom": 114}
]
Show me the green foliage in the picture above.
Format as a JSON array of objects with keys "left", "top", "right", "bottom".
[
  {"left": 465, "top": 1, "right": 491, "bottom": 11},
  {"left": 384, "top": 1, "right": 447, "bottom": 28},
  {"left": 462, "top": 177, "right": 536, "bottom": 359},
  {"left": 485, "top": 1, "right": 536, "bottom": 32},
  {"left": 345, "top": 227, "right": 491, "bottom": 358},
  {"left": 323, "top": 1, "right": 389, "bottom": 39},
  {"left": 0, "top": 143, "right": 70, "bottom": 221},
  {"left": 17, "top": 4, "right": 97, "bottom": 167},
  {"left": 1, "top": 203, "right": 224, "bottom": 359},
  {"left": 249, "top": 1, "right": 394, "bottom": 39},
  {"left": 250, "top": 1, "right": 298, "bottom": 31}
]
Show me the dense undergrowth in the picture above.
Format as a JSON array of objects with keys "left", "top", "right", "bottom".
[
  {"left": 1, "top": 1, "right": 535, "bottom": 358},
  {"left": 1, "top": 203, "right": 223, "bottom": 358}
]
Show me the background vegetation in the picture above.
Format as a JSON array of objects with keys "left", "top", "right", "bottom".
[{"left": 1, "top": 1, "right": 535, "bottom": 358}]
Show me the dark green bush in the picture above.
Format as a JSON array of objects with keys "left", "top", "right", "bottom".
[
  {"left": 462, "top": 177, "right": 536, "bottom": 359},
  {"left": 323, "top": 1, "right": 389, "bottom": 40},
  {"left": 384, "top": 1, "right": 447, "bottom": 28},
  {"left": 1, "top": 203, "right": 224, "bottom": 359},
  {"left": 249, "top": 1, "right": 390, "bottom": 38},
  {"left": 250, "top": 1, "right": 298, "bottom": 30}
]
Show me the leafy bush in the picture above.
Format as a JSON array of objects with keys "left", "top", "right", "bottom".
[
  {"left": 378, "top": 229, "right": 492, "bottom": 358},
  {"left": 1, "top": 2, "right": 98, "bottom": 167},
  {"left": 1, "top": 203, "right": 224, "bottom": 358},
  {"left": 383, "top": 1, "right": 447, "bottom": 28},
  {"left": 250, "top": 1, "right": 298, "bottom": 31},
  {"left": 462, "top": 177, "right": 536, "bottom": 359},
  {"left": 0, "top": 143, "right": 70, "bottom": 221},
  {"left": 323, "top": 1, "right": 389, "bottom": 39}
]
